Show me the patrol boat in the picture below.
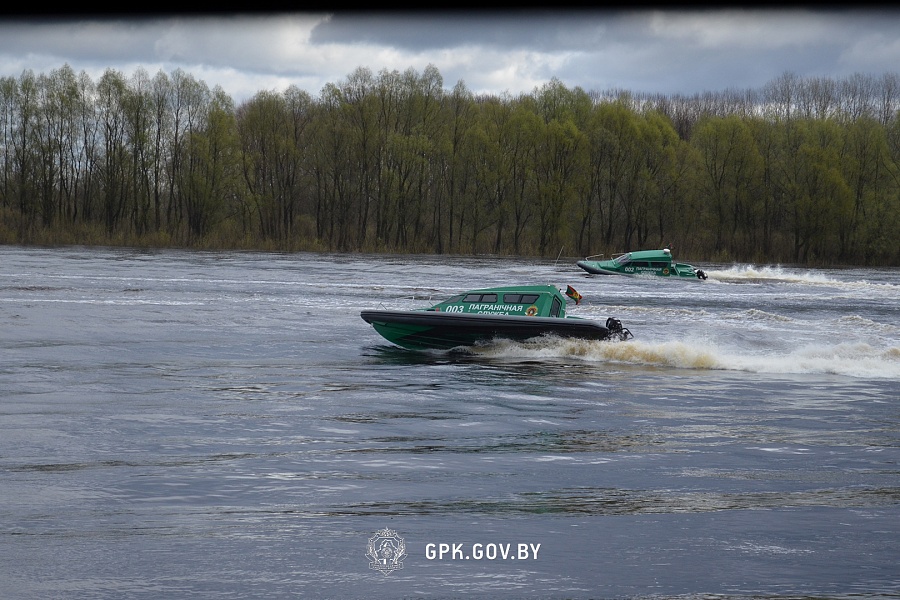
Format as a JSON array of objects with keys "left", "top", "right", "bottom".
[
  {"left": 360, "top": 284, "right": 632, "bottom": 351},
  {"left": 576, "top": 248, "right": 707, "bottom": 280}
]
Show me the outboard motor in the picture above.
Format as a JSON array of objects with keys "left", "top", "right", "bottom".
[
  {"left": 605, "top": 317, "right": 633, "bottom": 341},
  {"left": 696, "top": 269, "right": 708, "bottom": 280}
]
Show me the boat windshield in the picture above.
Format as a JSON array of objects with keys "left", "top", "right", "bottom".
[
  {"left": 613, "top": 253, "right": 631, "bottom": 266},
  {"left": 550, "top": 297, "right": 562, "bottom": 317}
]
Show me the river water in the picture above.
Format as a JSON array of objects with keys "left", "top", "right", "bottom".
[{"left": 1, "top": 246, "right": 898, "bottom": 599}]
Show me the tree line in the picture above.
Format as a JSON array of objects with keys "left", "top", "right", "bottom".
[{"left": 2, "top": 64, "right": 900, "bottom": 266}]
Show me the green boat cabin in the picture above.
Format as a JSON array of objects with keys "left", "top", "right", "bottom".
[{"left": 426, "top": 284, "right": 569, "bottom": 318}]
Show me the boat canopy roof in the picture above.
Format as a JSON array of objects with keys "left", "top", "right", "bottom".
[
  {"left": 613, "top": 249, "right": 673, "bottom": 264},
  {"left": 457, "top": 284, "right": 562, "bottom": 296}
]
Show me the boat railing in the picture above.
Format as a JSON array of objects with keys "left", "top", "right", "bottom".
[{"left": 584, "top": 252, "right": 631, "bottom": 261}]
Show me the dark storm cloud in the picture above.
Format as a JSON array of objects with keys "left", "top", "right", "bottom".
[
  {"left": 0, "top": 17, "right": 165, "bottom": 63},
  {"left": 309, "top": 10, "right": 621, "bottom": 52}
]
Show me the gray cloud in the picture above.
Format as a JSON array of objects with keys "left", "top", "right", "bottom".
[{"left": 1, "top": 9, "right": 899, "bottom": 103}]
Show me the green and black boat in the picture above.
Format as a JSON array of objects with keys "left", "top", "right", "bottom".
[
  {"left": 577, "top": 248, "right": 707, "bottom": 280},
  {"left": 360, "top": 284, "right": 632, "bottom": 351}
]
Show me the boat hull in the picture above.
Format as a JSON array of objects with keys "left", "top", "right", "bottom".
[
  {"left": 360, "top": 309, "right": 618, "bottom": 351},
  {"left": 576, "top": 260, "right": 623, "bottom": 276},
  {"left": 576, "top": 259, "right": 704, "bottom": 279}
]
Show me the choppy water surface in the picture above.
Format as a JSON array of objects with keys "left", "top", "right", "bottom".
[{"left": 1, "top": 246, "right": 898, "bottom": 599}]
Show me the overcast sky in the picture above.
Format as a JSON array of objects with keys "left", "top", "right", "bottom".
[{"left": 1, "top": 9, "right": 900, "bottom": 104}]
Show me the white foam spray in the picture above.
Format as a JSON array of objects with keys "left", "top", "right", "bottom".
[{"left": 471, "top": 337, "right": 900, "bottom": 380}]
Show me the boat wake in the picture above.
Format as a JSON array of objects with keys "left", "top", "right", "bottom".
[
  {"left": 708, "top": 264, "right": 837, "bottom": 284},
  {"left": 707, "top": 264, "right": 899, "bottom": 292},
  {"left": 470, "top": 337, "right": 900, "bottom": 379}
]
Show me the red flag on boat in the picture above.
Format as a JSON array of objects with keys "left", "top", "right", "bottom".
[{"left": 565, "top": 285, "right": 582, "bottom": 304}]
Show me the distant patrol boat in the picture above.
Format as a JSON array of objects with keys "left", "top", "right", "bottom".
[{"left": 577, "top": 248, "right": 707, "bottom": 280}]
